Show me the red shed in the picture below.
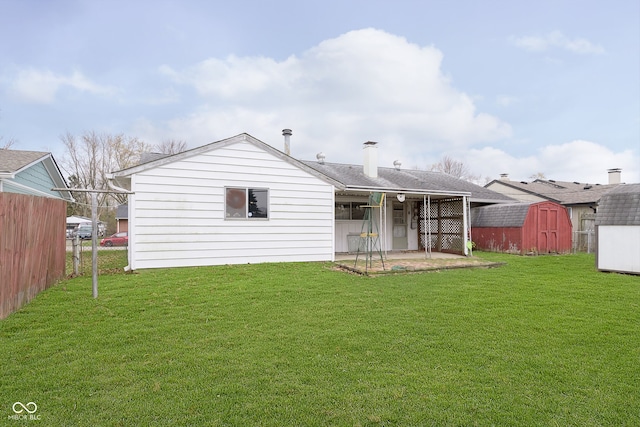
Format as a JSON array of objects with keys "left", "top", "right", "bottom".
[{"left": 471, "top": 201, "right": 572, "bottom": 255}]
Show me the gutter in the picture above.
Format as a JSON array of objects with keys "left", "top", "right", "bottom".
[
  {"left": 106, "top": 174, "right": 133, "bottom": 194},
  {"left": 344, "top": 185, "right": 471, "bottom": 198}
]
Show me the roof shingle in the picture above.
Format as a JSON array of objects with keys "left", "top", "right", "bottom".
[{"left": 595, "top": 184, "right": 640, "bottom": 226}]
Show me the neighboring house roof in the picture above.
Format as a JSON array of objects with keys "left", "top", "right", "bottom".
[
  {"left": 471, "top": 202, "right": 532, "bottom": 227},
  {"left": 595, "top": 184, "right": 640, "bottom": 226},
  {"left": 303, "top": 161, "right": 513, "bottom": 203},
  {"left": 0, "top": 149, "right": 73, "bottom": 201},
  {"left": 486, "top": 178, "right": 619, "bottom": 205},
  {"left": 116, "top": 204, "right": 128, "bottom": 220},
  {"left": 67, "top": 215, "right": 92, "bottom": 224}
]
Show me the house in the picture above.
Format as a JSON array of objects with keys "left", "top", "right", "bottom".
[
  {"left": 486, "top": 169, "right": 624, "bottom": 251},
  {"left": 109, "top": 133, "right": 513, "bottom": 271},
  {"left": 595, "top": 184, "right": 640, "bottom": 274},
  {"left": 116, "top": 204, "right": 128, "bottom": 233},
  {"left": 0, "top": 149, "right": 73, "bottom": 201},
  {"left": 471, "top": 201, "right": 572, "bottom": 254},
  {"left": 0, "top": 149, "right": 72, "bottom": 318}
]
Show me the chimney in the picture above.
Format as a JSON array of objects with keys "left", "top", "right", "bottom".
[
  {"left": 500, "top": 173, "right": 510, "bottom": 181},
  {"left": 607, "top": 168, "right": 621, "bottom": 184},
  {"left": 363, "top": 141, "right": 378, "bottom": 178},
  {"left": 282, "top": 129, "right": 292, "bottom": 155}
]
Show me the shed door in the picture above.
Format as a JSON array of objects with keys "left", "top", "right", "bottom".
[{"left": 538, "top": 207, "right": 559, "bottom": 253}]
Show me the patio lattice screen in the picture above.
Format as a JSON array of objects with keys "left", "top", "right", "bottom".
[{"left": 417, "top": 197, "right": 465, "bottom": 254}]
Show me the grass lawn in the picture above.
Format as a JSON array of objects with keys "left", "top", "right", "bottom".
[{"left": 1, "top": 252, "right": 639, "bottom": 426}]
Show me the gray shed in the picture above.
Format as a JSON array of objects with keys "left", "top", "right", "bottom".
[{"left": 595, "top": 184, "right": 640, "bottom": 274}]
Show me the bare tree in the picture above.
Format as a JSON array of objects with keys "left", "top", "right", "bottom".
[
  {"left": 154, "top": 138, "right": 187, "bottom": 155},
  {"left": 0, "top": 136, "right": 17, "bottom": 150},
  {"left": 430, "top": 156, "right": 481, "bottom": 183},
  {"left": 60, "top": 131, "right": 151, "bottom": 217},
  {"left": 529, "top": 172, "right": 547, "bottom": 180}
]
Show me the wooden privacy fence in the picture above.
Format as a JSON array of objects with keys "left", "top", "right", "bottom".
[{"left": 0, "top": 193, "right": 66, "bottom": 319}]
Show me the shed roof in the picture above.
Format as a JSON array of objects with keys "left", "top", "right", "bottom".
[
  {"left": 595, "top": 184, "right": 640, "bottom": 226},
  {"left": 471, "top": 202, "right": 532, "bottom": 227}
]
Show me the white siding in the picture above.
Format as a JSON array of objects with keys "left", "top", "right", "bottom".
[
  {"left": 486, "top": 182, "right": 546, "bottom": 203},
  {"left": 129, "top": 140, "right": 335, "bottom": 269},
  {"left": 597, "top": 225, "right": 640, "bottom": 274}
]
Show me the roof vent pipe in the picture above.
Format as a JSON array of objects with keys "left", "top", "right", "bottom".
[
  {"left": 363, "top": 141, "right": 379, "bottom": 178},
  {"left": 393, "top": 160, "right": 402, "bottom": 171},
  {"left": 316, "top": 152, "right": 326, "bottom": 164},
  {"left": 282, "top": 129, "right": 292, "bottom": 155},
  {"left": 607, "top": 168, "right": 621, "bottom": 185}
]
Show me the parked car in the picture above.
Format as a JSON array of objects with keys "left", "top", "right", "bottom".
[
  {"left": 100, "top": 232, "right": 128, "bottom": 247},
  {"left": 74, "top": 224, "right": 93, "bottom": 239}
]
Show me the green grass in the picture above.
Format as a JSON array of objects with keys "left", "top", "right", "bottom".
[
  {"left": 2, "top": 253, "right": 639, "bottom": 426},
  {"left": 65, "top": 247, "right": 128, "bottom": 276}
]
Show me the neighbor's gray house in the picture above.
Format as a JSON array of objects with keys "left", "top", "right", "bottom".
[
  {"left": 0, "top": 149, "right": 73, "bottom": 201},
  {"left": 486, "top": 169, "right": 624, "bottom": 251},
  {"left": 595, "top": 184, "right": 640, "bottom": 275},
  {"left": 109, "top": 133, "right": 512, "bottom": 270}
]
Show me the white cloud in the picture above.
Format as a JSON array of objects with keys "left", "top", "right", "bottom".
[
  {"left": 154, "top": 28, "right": 512, "bottom": 163},
  {"left": 456, "top": 140, "right": 638, "bottom": 184},
  {"left": 510, "top": 31, "right": 605, "bottom": 55},
  {"left": 496, "top": 95, "right": 518, "bottom": 107},
  {"left": 9, "top": 68, "right": 115, "bottom": 104}
]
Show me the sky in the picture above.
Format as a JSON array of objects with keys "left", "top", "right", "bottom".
[{"left": 1, "top": 0, "right": 638, "bottom": 185}]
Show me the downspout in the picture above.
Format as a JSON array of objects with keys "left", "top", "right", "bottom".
[{"left": 106, "top": 174, "right": 132, "bottom": 194}]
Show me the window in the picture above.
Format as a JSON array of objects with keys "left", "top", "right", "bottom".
[
  {"left": 335, "top": 201, "right": 365, "bottom": 220},
  {"left": 225, "top": 187, "right": 269, "bottom": 219}
]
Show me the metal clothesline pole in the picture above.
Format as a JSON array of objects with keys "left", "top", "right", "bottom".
[{"left": 53, "top": 186, "right": 132, "bottom": 298}]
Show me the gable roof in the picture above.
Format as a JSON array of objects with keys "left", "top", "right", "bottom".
[
  {"left": 111, "top": 133, "right": 513, "bottom": 203},
  {"left": 471, "top": 202, "right": 532, "bottom": 227},
  {"left": 0, "top": 149, "right": 73, "bottom": 201},
  {"left": 111, "top": 133, "right": 344, "bottom": 189},
  {"left": 487, "top": 178, "right": 619, "bottom": 205},
  {"left": 116, "top": 204, "right": 128, "bottom": 219},
  {"left": 0, "top": 150, "right": 49, "bottom": 173},
  {"left": 595, "top": 184, "right": 640, "bottom": 226},
  {"left": 303, "top": 161, "right": 514, "bottom": 203}
]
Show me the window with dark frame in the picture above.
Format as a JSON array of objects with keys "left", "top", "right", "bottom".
[
  {"left": 225, "top": 187, "right": 269, "bottom": 219},
  {"left": 334, "top": 201, "right": 365, "bottom": 220}
]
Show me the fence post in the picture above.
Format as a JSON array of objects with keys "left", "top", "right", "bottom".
[{"left": 73, "top": 235, "right": 80, "bottom": 275}]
